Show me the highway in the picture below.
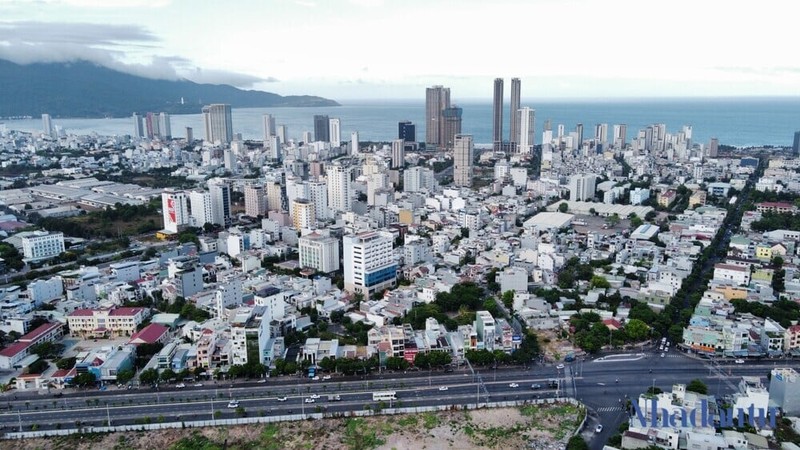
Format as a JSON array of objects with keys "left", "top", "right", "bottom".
[{"left": 0, "top": 350, "right": 791, "bottom": 449}]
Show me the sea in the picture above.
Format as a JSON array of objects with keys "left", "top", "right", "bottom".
[{"left": 2, "top": 97, "right": 799, "bottom": 148}]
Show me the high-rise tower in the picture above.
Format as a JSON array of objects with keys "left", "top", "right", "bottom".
[
  {"left": 508, "top": 78, "right": 521, "bottom": 149},
  {"left": 329, "top": 118, "right": 341, "bottom": 147},
  {"left": 517, "top": 107, "right": 535, "bottom": 155},
  {"left": 262, "top": 114, "right": 276, "bottom": 141},
  {"left": 313, "top": 115, "right": 330, "bottom": 142},
  {"left": 492, "top": 78, "right": 504, "bottom": 151},
  {"left": 441, "top": 106, "right": 462, "bottom": 149},
  {"left": 453, "top": 134, "right": 474, "bottom": 187},
  {"left": 425, "top": 85, "right": 450, "bottom": 147},
  {"left": 202, "top": 104, "right": 233, "bottom": 144}
]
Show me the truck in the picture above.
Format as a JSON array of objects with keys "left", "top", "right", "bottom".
[{"left": 328, "top": 395, "right": 341, "bottom": 402}]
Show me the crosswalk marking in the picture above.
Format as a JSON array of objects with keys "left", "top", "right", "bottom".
[{"left": 596, "top": 406, "right": 626, "bottom": 413}]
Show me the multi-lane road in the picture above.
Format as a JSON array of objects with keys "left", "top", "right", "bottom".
[{"left": 0, "top": 349, "right": 791, "bottom": 449}]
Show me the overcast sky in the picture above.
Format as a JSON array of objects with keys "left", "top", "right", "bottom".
[{"left": 1, "top": 0, "right": 798, "bottom": 101}]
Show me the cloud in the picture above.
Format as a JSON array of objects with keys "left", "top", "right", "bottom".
[
  {"left": 294, "top": 0, "right": 317, "bottom": 7},
  {"left": 3, "top": 0, "right": 171, "bottom": 7},
  {"left": 0, "top": 20, "right": 274, "bottom": 87}
]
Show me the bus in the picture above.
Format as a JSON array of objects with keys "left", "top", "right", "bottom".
[{"left": 372, "top": 391, "right": 397, "bottom": 401}]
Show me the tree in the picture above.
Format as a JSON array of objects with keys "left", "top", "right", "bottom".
[
  {"left": 30, "top": 341, "right": 64, "bottom": 359},
  {"left": 386, "top": 356, "right": 409, "bottom": 371},
  {"left": 71, "top": 372, "right": 96, "bottom": 388},
  {"left": 502, "top": 291, "right": 515, "bottom": 310},
  {"left": 139, "top": 368, "right": 159, "bottom": 385},
  {"left": 566, "top": 435, "right": 589, "bottom": 450},
  {"left": 56, "top": 357, "right": 77, "bottom": 370},
  {"left": 686, "top": 379, "right": 708, "bottom": 395},
  {"left": 590, "top": 275, "right": 611, "bottom": 289},
  {"left": 606, "top": 213, "right": 621, "bottom": 227},
  {"left": 116, "top": 369, "right": 135, "bottom": 384},
  {"left": 625, "top": 319, "right": 650, "bottom": 342},
  {"left": 558, "top": 202, "right": 569, "bottom": 213}
]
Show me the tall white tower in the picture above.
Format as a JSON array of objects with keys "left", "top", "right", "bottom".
[
  {"left": 326, "top": 164, "right": 352, "bottom": 214},
  {"left": 329, "top": 118, "right": 341, "bottom": 147},
  {"left": 262, "top": 114, "right": 276, "bottom": 141},
  {"left": 162, "top": 191, "right": 190, "bottom": 233},
  {"left": 391, "top": 139, "right": 405, "bottom": 169},
  {"left": 453, "top": 134, "right": 474, "bottom": 187},
  {"left": 351, "top": 131, "right": 360, "bottom": 155},
  {"left": 208, "top": 179, "right": 232, "bottom": 226},
  {"left": 517, "top": 107, "right": 535, "bottom": 155}
]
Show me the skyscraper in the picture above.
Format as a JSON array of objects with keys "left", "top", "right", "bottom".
[
  {"left": 291, "top": 198, "right": 316, "bottom": 230},
  {"left": 425, "top": 85, "right": 450, "bottom": 146},
  {"left": 453, "top": 134, "right": 474, "bottom": 187},
  {"left": 208, "top": 179, "right": 232, "bottom": 226},
  {"left": 41, "top": 114, "right": 54, "bottom": 139},
  {"left": 145, "top": 112, "right": 160, "bottom": 139},
  {"left": 517, "top": 107, "right": 535, "bottom": 155},
  {"left": 613, "top": 124, "right": 627, "bottom": 149},
  {"left": 492, "top": 78, "right": 504, "bottom": 150},
  {"left": 575, "top": 123, "right": 584, "bottom": 148},
  {"left": 391, "top": 139, "right": 405, "bottom": 169},
  {"left": 189, "top": 190, "right": 213, "bottom": 227},
  {"left": 793, "top": 131, "right": 800, "bottom": 156},
  {"left": 351, "top": 131, "right": 360, "bottom": 155},
  {"left": 441, "top": 106, "right": 463, "bottom": 149},
  {"left": 329, "top": 117, "right": 341, "bottom": 147},
  {"left": 262, "top": 114, "right": 276, "bottom": 141},
  {"left": 244, "top": 184, "right": 267, "bottom": 217},
  {"left": 508, "top": 78, "right": 521, "bottom": 148},
  {"left": 326, "top": 163, "right": 351, "bottom": 214},
  {"left": 398, "top": 121, "right": 416, "bottom": 142},
  {"left": 709, "top": 138, "right": 719, "bottom": 158},
  {"left": 569, "top": 174, "right": 597, "bottom": 201},
  {"left": 132, "top": 113, "right": 144, "bottom": 138},
  {"left": 202, "top": 104, "right": 233, "bottom": 144},
  {"left": 277, "top": 125, "right": 287, "bottom": 144},
  {"left": 185, "top": 127, "right": 193, "bottom": 143},
  {"left": 159, "top": 112, "right": 172, "bottom": 140},
  {"left": 313, "top": 115, "right": 330, "bottom": 142}
]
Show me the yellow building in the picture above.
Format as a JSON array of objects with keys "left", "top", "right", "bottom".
[
  {"left": 713, "top": 285, "right": 748, "bottom": 300},
  {"left": 755, "top": 244, "right": 773, "bottom": 261}
]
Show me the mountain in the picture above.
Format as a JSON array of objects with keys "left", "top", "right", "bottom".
[{"left": 0, "top": 59, "right": 339, "bottom": 118}]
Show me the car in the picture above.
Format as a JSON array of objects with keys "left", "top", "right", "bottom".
[
  {"left": 556, "top": 364, "right": 565, "bottom": 370},
  {"left": 658, "top": 346, "right": 664, "bottom": 351},
  {"left": 312, "top": 376, "right": 320, "bottom": 381},
  {"left": 309, "top": 394, "right": 320, "bottom": 399},
  {"left": 304, "top": 398, "right": 315, "bottom": 404},
  {"left": 595, "top": 424, "right": 604, "bottom": 433},
  {"left": 660, "top": 353, "right": 665, "bottom": 358},
  {"left": 257, "top": 379, "right": 267, "bottom": 383},
  {"left": 438, "top": 386, "right": 449, "bottom": 391},
  {"left": 531, "top": 384, "right": 542, "bottom": 390},
  {"left": 227, "top": 401, "right": 239, "bottom": 408},
  {"left": 277, "top": 396, "right": 287, "bottom": 402},
  {"left": 176, "top": 383, "right": 186, "bottom": 389},
  {"left": 734, "top": 359, "right": 745, "bottom": 364},
  {"left": 322, "top": 375, "right": 331, "bottom": 380},
  {"left": 509, "top": 383, "right": 519, "bottom": 388},
  {"left": 193, "top": 383, "right": 203, "bottom": 387}
]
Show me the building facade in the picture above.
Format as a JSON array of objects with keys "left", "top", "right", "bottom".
[{"left": 344, "top": 231, "right": 397, "bottom": 296}]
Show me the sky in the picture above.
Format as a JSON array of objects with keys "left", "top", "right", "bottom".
[{"left": 1, "top": 0, "right": 799, "bottom": 101}]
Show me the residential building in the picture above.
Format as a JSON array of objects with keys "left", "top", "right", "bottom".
[
  {"left": 391, "top": 139, "right": 405, "bottom": 169},
  {"left": 244, "top": 184, "right": 267, "bottom": 218},
  {"left": 570, "top": 174, "right": 597, "bottom": 201},
  {"left": 161, "top": 190, "right": 190, "bottom": 233},
  {"left": 453, "top": 134, "right": 474, "bottom": 187},
  {"left": 327, "top": 163, "right": 351, "bottom": 214},
  {"left": 713, "top": 263, "right": 751, "bottom": 286},
  {"left": 441, "top": 106, "right": 463, "bottom": 149},
  {"left": 189, "top": 190, "right": 213, "bottom": 227},
  {"left": 475, "top": 311, "right": 496, "bottom": 351},
  {"left": 299, "top": 232, "right": 340, "bottom": 273},
  {"left": 344, "top": 231, "right": 397, "bottom": 296},
  {"left": 425, "top": 85, "right": 450, "bottom": 146},
  {"left": 291, "top": 198, "right": 316, "bottom": 230},
  {"left": 404, "top": 166, "right": 436, "bottom": 193},
  {"left": 208, "top": 179, "right": 232, "bottom": 227},
  {"left": 492, "top": 78, "right": 503, "bottom": 150},
  {"left": 329, "top": 117, "right": 341, "bottom": 147},
  {"left": 398, "top": 121, "right": 415, "bottom": 142},
  {"left": 313, "top": 115, "right": 330, "bottom": 142},
  {"left": 517, "top": 107, "right": 535, "bottom": 155},
  {"left": 202, "top": 104, "right": 233, "bottom": 144},
  {"left": 769, "top": 367, "right": 800, "bottom": 415},
  {"left": 262, "top": 114, "right": 276, "bottom": 141},
  {"left": 508, "top": 78, "right": 521, "bottom": 147}
]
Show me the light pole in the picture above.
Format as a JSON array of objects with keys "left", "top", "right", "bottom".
[{"left": 106, "top": 403, "right": 112, "bottom": 427}]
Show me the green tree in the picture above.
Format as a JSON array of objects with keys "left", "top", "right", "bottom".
[
  {"left": 625, "top": 319, "right": 650, "bottom": 342},
  {"left": 558, "top": 202, "right": 569, "bottom": 213},
  {"left": 56, "top": 357, "right": 77, "bottom": 370},
  {"left": 566, "top": 435, "right": 589, "bottom": 450},
  {"left": 116, "top": 369, "right": 135, "bottom": 384},
  {"left": 71, "top": 372, "right": 96, "bottom": 388},
  {"left": 139, "top": 368, "right": 159, "bottom": 385},
  {"left": 502, "top": 290, "right": 515, "bottom": 310},
  {"left": 590, "top": 275, "right": 611, "bottom": 289},
  {"left": 686, "top": 379, "right": 708, "bottom": 395}
]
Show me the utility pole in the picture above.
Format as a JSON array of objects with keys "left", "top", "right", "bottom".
[
  {"left": 106, "top": 403, "right": 112, "bottom": 427},
  {"left": 18, "top": 411, "right": 22, "bottom": 432}
]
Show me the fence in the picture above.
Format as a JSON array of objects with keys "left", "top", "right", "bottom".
[{"left": 2, "top": 397, "right": 584, "bottom": 440}]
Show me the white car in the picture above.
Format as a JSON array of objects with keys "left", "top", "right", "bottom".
[
  {"left": 734, "top": 359, "right": 745, "bottom": 364},
  {"left": 176, "top": 383, "right": 186, "bottom": 389},
  {"left": 257, "top": 379, "right": 267, "bottom": 383},
  {"left": 595, "top": 424, "right": 603, "bottom": 433},
  {"left": 309, "top": 394, "right": 321, "bottom": 399},
  {"left": 660, "top": 353, "right": 665, "bottom": 358},
  {"left": 322, "top": 375, "right": 331, "bottom": 380},
  {"left": 556, "top": 364, "right": 565, "bottom": 370},
  {"left": 276, "top": 396, "right": 287, "bottom": 402},
  {"left": 193, "top": 383, "right": 203, "bottom": 387},
  {"left": 509, "top": 383, "right": 519, "bottom": 388},
  {"left": 304, "top": 398, "right": 315, "bottom": 403},
  {"left": 312, "top": 376, "right": 320, "bottom": 381},
  {"left": 227, "top": 401, "right": 239, "bottom": 408},
  {"left": 438, "top": 386, "right": 449, "bottom": 391}
]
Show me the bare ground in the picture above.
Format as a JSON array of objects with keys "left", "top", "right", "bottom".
[{"left": 12, "top": 403, "right": 584, "bottom": 450}]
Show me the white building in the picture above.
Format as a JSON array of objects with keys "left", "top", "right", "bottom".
[
  {"left": 215, "top": 276, "right": 243, "bottom": 318},
  {"left": 244, "top": 184, "right": 267, "bottom": 218},
  {"left": 343, "top": 231, "right": 397, "bottom": 296},
  {"left": 404, "top": 167, "right": 436, "bottom": 193},
  {"left": 291, "top": 198, "right": 316, "bottom": 230},
  {"left": 299, "top": 232, "right": 340, "bottom": 273},
  {"left": 498, "top": 266, "right": 528, "bottom": 294},
  {"left": 329, "top": 117, "right": 341, "bottom": 147},
  {"left": 161, "top": 190, "right": 189, "bottom": 233},
  {"left": 327, "top": 164, "right": 351, "bottom": 214},
  {"left": 391, "top": 139, "right": 405, "bottom": 169},
  {"left": 262, "top": 114, "right": 276, "bottom": 141},
  {"left": 208, "top": 179, "right": 232, "bottom": 226},
  {"left": 517, "top": 107, "right": 535, "bottom": 155},
  {"left": 28, "top": 277, "right": 63, "bottom": 305},
  {"left": 307, "top": 180, "right": 329, "bottom": 220},
  {"left": 475, "top": 311, "right": 496, "bottom": 351},
  {"left": 569, "top": 174, "right": 597, "bottom": 202},
  {"left": 351, "top": 131, "right": 359, "bottom": 155},
  {"left": 403, "top": 240, "right": 430, "bottom": 266},
  {"left": 629, "top": 188, "right": 651, "bottom": 205},
  {"left": 189, "top": 190, "right": 214, "bottom": 228},
  {"left": 21, "top": 231, "right": 65, "bottom": 260},
  {"left": 713, "top": 263, "right": 751, "bottom": 286}
]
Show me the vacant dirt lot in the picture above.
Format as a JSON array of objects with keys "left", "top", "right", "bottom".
[{"left": 13, "top": 403, "right": 584, "bottom": 450}]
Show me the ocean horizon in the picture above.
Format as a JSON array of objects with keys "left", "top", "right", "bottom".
[{"left": 2, "top": 96, "right": 799, "bottom": 149}]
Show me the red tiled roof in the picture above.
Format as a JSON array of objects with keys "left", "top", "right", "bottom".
[
  {"left": 19, "top": 322, "right": 62, "bottom": 343},
  {"left": 128, "top": 323, "right": 169, "bottom": 345},
  {"left": 0, "top": 341, "right": 31, "bottom": 358},
  {"left": 68, "top": 309, "right": 95, "bottom": 317},
  {"left": 109, "top": 307, "right": 145, "bottom": 316},
  {"left": 51, "top": 368, "right": 73, "bottom": 378},
  {"left": 757, "top": 202, "right": 794, "bottom": 208}
]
